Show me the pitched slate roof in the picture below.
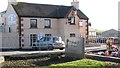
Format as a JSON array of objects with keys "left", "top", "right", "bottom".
[
  {"left": 101, "top": 29, "right": 118, "bottom": 37},
  {"left": 12, "top": 2, "right": 88, "bottom": 19},
  {"left": 77, "top": 10, "right": 89, "bottom": 20}
]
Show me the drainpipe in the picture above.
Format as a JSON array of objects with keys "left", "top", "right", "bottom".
[
  {"left": 18, "top": 17, "right": 22, "bottom": 49},
  {"left": 86, "top": 19, "right": 89, "bottom": 44}
]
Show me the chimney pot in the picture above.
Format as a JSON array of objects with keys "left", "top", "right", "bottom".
[{"left": 71, "top": 0, "right": 79, "bottom": 9}]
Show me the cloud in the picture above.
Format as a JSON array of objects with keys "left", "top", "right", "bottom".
[{"left": 0, "top": 0, "right": 8, "bottom": 12}]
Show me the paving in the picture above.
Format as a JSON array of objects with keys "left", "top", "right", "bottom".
[
  {"left": 85, "top": 44, "right": 107, "bottom": 52},
  {"left": 0, "top": 49, "right": 65, "bottom": 56},
  {"left": 0, "top": 44, "right": 107, "bottom": 64},
  {"left": 0, "top": 44, "right": 107, "bottom": 56}
]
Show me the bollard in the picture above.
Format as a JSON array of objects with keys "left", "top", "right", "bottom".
[
  {"left": 105, "top": 51, "right": 109, "bottom": 57},
  {"left": 0, "top": 56, "right": 4, "bottom": 64}
]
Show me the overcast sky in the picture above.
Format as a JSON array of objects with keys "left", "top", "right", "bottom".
[{"left": 0, "top": 0, "right": 119, "bottom": 30}]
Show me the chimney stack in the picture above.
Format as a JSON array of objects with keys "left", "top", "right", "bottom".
[{"left": 71, "top": 0, "right": 79, "bottom": 9}]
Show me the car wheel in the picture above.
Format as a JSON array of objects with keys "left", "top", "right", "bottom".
[
  {"left": 32, "top": 47, "right": 35, "bottom": 50},
  {"left": 48, "top": 46, "right": 53, "bottom": 50},
  {"left": 32, "top": 47, "right": 38, "bottom": 51},
  {"left": 60, "top": 48, "right": 64, "bottom": 50}
]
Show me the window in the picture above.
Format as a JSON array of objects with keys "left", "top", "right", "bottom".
[
  {"left": 8, "top": 27, "right": 11, "bottom": 32},
  {"left": 30, "top": 19, "right": 37, "bottom": 28},
  {"left": 45, "top": 34, "right": 51, "bottom": 37},
  {"left": 53, "top": 37, "right": 59, "bottom": 42},
  {"left": 70, "top": 33, "right": 76, "bottom": 37},
  {"left": 30, "top": 34, "right": 37, "bottom": 46},
  {"left": 68, "top": 17, "right": 75, "bottom": 25},
  {"left": 44, "top": 19, "right": 51, "bottom": 28}
]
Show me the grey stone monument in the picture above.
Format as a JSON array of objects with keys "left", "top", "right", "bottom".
[{"left": 65, "top": 37, "right": 84, "bottom": 59}]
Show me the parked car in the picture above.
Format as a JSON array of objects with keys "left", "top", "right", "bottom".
[{"left": 32, "top": 36, "right": 65, "bottom": 50}]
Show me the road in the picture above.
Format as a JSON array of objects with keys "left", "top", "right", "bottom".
[
  {"left": 0, "top": 49, "right": 65, "bottom": 56},
  {"left": 0, "top": 44, "right": 107, "bottom": 56},
  {"left": 85, "top": 44, "right": 107, "bottom": 52}
]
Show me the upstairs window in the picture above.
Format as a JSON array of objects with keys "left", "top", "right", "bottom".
[
  {"left": 68, "top": 17, "right": 75, "bottom": 25},
  {"left": 30, "top": 19, "right": 37, "bottom": 28},
  {"left": 44, "top": 19, "right": 51, "bottom": 28}
]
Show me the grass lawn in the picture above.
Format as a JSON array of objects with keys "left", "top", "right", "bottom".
[
  {"left": 1, "top": 57, "right": 119, "bottom": 68},
  {"left": 41, "top": 59, "right": 118, "bottom": 68}
]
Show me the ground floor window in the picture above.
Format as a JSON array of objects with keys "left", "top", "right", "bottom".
[
  {"left": 30, "top": 34, "right": 37, "bottom": 46},
  {"left": 70, "top": 33, "right": 76, "bottom": 37}
]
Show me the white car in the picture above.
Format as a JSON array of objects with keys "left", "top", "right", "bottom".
[{"left": 32, "top": 36, "right": 65, "bottom": 50}]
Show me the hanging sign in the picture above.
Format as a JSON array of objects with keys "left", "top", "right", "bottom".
[{"left": 79, "top": 20, "right": 86, "bottom": 28}]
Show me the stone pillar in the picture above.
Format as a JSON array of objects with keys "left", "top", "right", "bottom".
[
  {"left": 118, "top": 47, "right": 120, "bottom": 58},
  {"left": 0, "top": 56, "right": 4, "bottom": 64}
]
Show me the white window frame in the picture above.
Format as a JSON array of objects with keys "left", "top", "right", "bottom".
[
  {"left": 30, "top": 19, "right": 37, "bottom": 28},
  {"left": 44, "top": 19, "right": 51, "bottom": 28}
]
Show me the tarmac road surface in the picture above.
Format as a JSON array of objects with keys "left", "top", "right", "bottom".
[{"left": 0, "top": 49, "right": 65, "bottom": 56}]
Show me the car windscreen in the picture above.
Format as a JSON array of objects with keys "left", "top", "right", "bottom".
[
  {"left": 53, "top": 37, "right": 59, "bottom": 42},
  {"left": 44, "top": 37, "right": 51, "bottom": 41},
  {"left": 39, "top": 37, "right": 45, "bottom": 41}
]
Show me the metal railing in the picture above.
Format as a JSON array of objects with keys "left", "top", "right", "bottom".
[{"left": 87, "top": 36, "right": 108, "bottom": 47}]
